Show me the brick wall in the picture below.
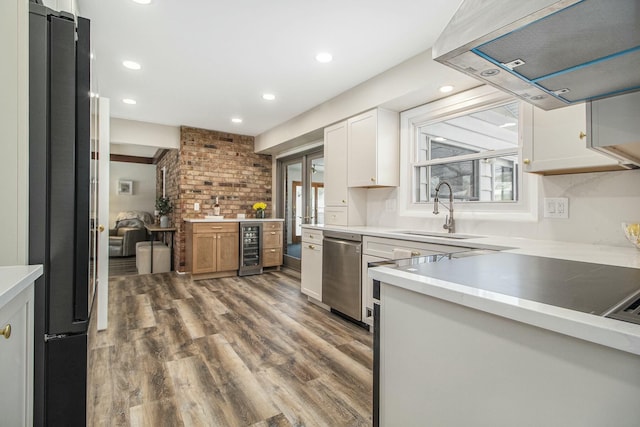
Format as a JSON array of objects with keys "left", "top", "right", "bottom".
[{"left": 156, "top": 126, "right": 272, "bottom": 270}]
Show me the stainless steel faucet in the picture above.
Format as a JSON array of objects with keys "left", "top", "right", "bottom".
[{"left": 433, "top": 181, "right": 455, "bottom": 233}]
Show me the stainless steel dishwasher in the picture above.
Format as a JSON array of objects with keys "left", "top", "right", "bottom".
[{"left": 322, "top": 230, "right": 362, "bottom": 321}]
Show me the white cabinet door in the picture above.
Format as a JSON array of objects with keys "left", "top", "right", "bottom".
[
  {"left": 522, "top": 103, "right": 619, "bottom": 174},
  {"left": 0, "top": 285, "right": 34, "bottom": 427},
  {"left": 362, "top": 254, "right": 387, "bottom": 327},
  {"left": 347, "top": 108, "right": 399, "bottom": 187},
  {"left": 348, "top": 110, "right": 378, "bottom": 187},
  {"left": 324, "top": 120, "right": 348, "bottom": 207},
  {"left": 301, "top": 242, "right": 322, "bottom": 300},
  {"left": 588, "top": 90, "right": 640, "bottom": 167}
]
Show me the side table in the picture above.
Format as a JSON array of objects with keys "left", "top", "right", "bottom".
[{"left": 144, "top": 224, "right": 177, "bottom": 273}]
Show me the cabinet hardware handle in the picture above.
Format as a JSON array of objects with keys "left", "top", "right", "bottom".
[
  {"left": 370, "top": 177, "right": 375, "bottom": 182},
  {"left": 270, "top": 232, "right": 276, "bottom": 235},
  {"left": 411, "top": 251, "right": 420, "bottom": 256},
  {"left": 523, "top": 158, "right": 530, "bottom": 165},
  {"left": 579, "top": 131, "right": 587, "bottom": 140},
  {"left": 270, "top": 249, "right": 276, "bottom": 252},
  {"left": 308, "top": 245, "right": 315, "bottom": 249},
  {"left": 98, "top": 225, "right": 105, "bottom": 232},
  {"left": 1, "top": 324, "right": 11, "bottom": 339},
  {"left": 342, "top": 200, "right": 346, "bottom": 204},
  {"left": 309, "top": 235, "right": 314, "bottom": 239}
]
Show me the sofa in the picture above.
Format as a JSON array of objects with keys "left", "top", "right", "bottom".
[{"left": 109, "top": 211, "right": 153, "bottom": 257}]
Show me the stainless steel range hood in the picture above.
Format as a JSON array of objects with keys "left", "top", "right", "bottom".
[{"left": 433, "top": 0, "right": 640, "bottom": 110}]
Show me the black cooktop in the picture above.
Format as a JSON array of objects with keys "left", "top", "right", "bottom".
[{"left": 395, "top": 252, "right": 640, "bottom": 315}]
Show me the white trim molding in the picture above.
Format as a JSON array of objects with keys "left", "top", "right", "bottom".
[{"left": 398, "top": 86, "right": 538, "bottom": 223}]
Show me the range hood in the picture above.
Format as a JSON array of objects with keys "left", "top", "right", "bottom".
[{"left": 433, "top": 0, "right": 640, "bottom": 110}]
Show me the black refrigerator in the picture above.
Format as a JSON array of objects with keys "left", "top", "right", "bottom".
[{"left": 28, "top": 2, "right": 91, "bottom": 426}]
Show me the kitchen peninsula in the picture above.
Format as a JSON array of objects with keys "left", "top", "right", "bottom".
[
  {"left": 298, "top": 223, "right": 640, "bottom": 425},
  {"left": 368, "top": 245, "right": 640, "bottom": 426}
]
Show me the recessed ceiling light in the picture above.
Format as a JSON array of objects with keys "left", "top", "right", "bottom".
[
  {"left": 122, "top": 98, "right": 137, "bottom": 105},
  {"left": 439, "top": 85, "right": 454, "bottom": 93},
  {"left": 499, "top": 122, "right": 517, "bottom": 128},
  {"left": 231, "top": 117, "right": 243, "bottom": 123},
  {"left": 262, "top": 93, "right": 276, "bottom": 101},
  {"left": 132, "top": 0, "right": 151, "bottom": 4},
  {"left": 122, "top": 60, "right": 141, "bottom": 70},
  {"left": 433, "top": 137, "right": 446, "bottom": 142},
  {"left": 315, "top": 52, "right": 333, "bottom": 63}
]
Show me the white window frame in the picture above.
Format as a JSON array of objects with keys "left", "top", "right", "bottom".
[{"left": 398, "top": 86, "right": 538, "bottom": 222}]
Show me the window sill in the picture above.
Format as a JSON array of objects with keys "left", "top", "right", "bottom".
[{"left": 399, "top": 205, "right": 538, "bottom": 223}]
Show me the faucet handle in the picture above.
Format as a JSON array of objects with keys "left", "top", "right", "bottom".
[{"left": 443, "top": 215, "right": 449, "bottom": 230}]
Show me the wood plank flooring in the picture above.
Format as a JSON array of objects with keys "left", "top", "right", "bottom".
[{"left": 88, "top": 271, "right": 373, "bottom": 426}]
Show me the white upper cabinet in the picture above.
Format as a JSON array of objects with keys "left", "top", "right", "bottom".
[
  {"left": 323, "top": 119, "right": 366, "bottom": 227},
  {"left": 324, "top": 120, "right": 348, "bottom": 207},
  {"left": 347, "top": 108, "right": 399, "bottom": 187},
  {"left": 522, "top": 103, "right": 621, "bottom": 174}
]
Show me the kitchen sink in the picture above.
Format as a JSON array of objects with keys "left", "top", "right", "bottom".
[{"left": 395, "top": 231, "right": 484, "bottom": 240}]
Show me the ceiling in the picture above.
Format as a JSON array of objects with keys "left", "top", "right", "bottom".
[{"left": 77, "top": 0, "right": 465, "bottom": 137}]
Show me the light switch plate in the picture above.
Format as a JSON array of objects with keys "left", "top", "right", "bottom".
[
  {"left": 194, "top": 202, "right": 200, "bottom": 211},
  {"left": 543, "top": 197, "right": 568, "bottom": 219}
]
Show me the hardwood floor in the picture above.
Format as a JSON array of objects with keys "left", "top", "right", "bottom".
[{"left": 88, "top": 270, "right": 373, "bottom": 426}]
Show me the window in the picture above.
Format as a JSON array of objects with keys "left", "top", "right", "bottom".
[
  {"left": 399, "top": 86, "right": 537, "bottom": 220},
  {"left": 413, "top": 102, "right": 519, "bottom": 204}
]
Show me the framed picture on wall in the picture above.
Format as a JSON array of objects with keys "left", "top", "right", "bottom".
[{"left": 118, "top": 180, "right": 133, "bottom": 195}]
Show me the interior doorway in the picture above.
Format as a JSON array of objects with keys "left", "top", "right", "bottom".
[{"left": 278, "top": 149, "right": 324, "bottom": 271}]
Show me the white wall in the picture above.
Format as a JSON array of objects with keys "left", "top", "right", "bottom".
[
  {"left": 42, "top": 0, "right": 79, "bottom": 15},
  {"left": 0, "top": 0, "right": 28, "bottom": 266},
  {"left": 107, "top": 117, "right": 179, "bottom": 227},
  {"left": 366, "top": 169, "right": 640, "bottom": 247},
  {"left": 109, "top": 161, "right": 156, "bottom": 227},
  {"left": 255, "top": 50, "right": 480, "bottom": 155},
  {"left": 110, "top": 118, "right": 180, "bottom": 150}
]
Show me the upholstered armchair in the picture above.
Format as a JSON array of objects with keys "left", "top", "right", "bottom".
[{"left": 108, "top": 211, "right": 153, "bottom": 257}]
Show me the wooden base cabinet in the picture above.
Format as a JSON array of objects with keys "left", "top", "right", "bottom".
[
  {"left": 262, "top": 221, "right": 283, "bottom": 268},
  {"left": 186, "top": 222, "right": 239, "bottom": 278}
]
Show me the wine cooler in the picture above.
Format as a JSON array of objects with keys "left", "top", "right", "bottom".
[{"left": 239, "top": 222, "right": 263, "bottom": 276}]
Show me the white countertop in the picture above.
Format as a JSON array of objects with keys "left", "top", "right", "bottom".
[
  {"left": 370, "top": 262, "right": 640, "bottom": 356},
  {"left": 303, "top": 224, "right": 640, "bottom": 268},
  {"left": 0, "top": 265, "right": 43, "bottom": 308},
  {"left": 304, "top": 223, "right": 640, "bottom": 355},
  {"left": 185, "top": 218, "right": 284, "bottom": 223}
]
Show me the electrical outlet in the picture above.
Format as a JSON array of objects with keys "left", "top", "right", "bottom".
[
  {"left": 543, "top": 197, "right": 568, "bottom": 219},
  {"left": 194, "top": 202, "right": 200, "bottom": 211}
]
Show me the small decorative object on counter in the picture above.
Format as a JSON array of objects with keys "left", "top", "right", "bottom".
[
  {"left": 253, "top": 202, "right": 267, "bottom": 219},
  {"left": 213, "top": 196, "right": 220, "bottom": 216},
  {"left": 156, "top": 197, "right": 173, "bottom": 227},
  {"left": 622, "top": 222, "right": 640, "bottom": 249}
]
